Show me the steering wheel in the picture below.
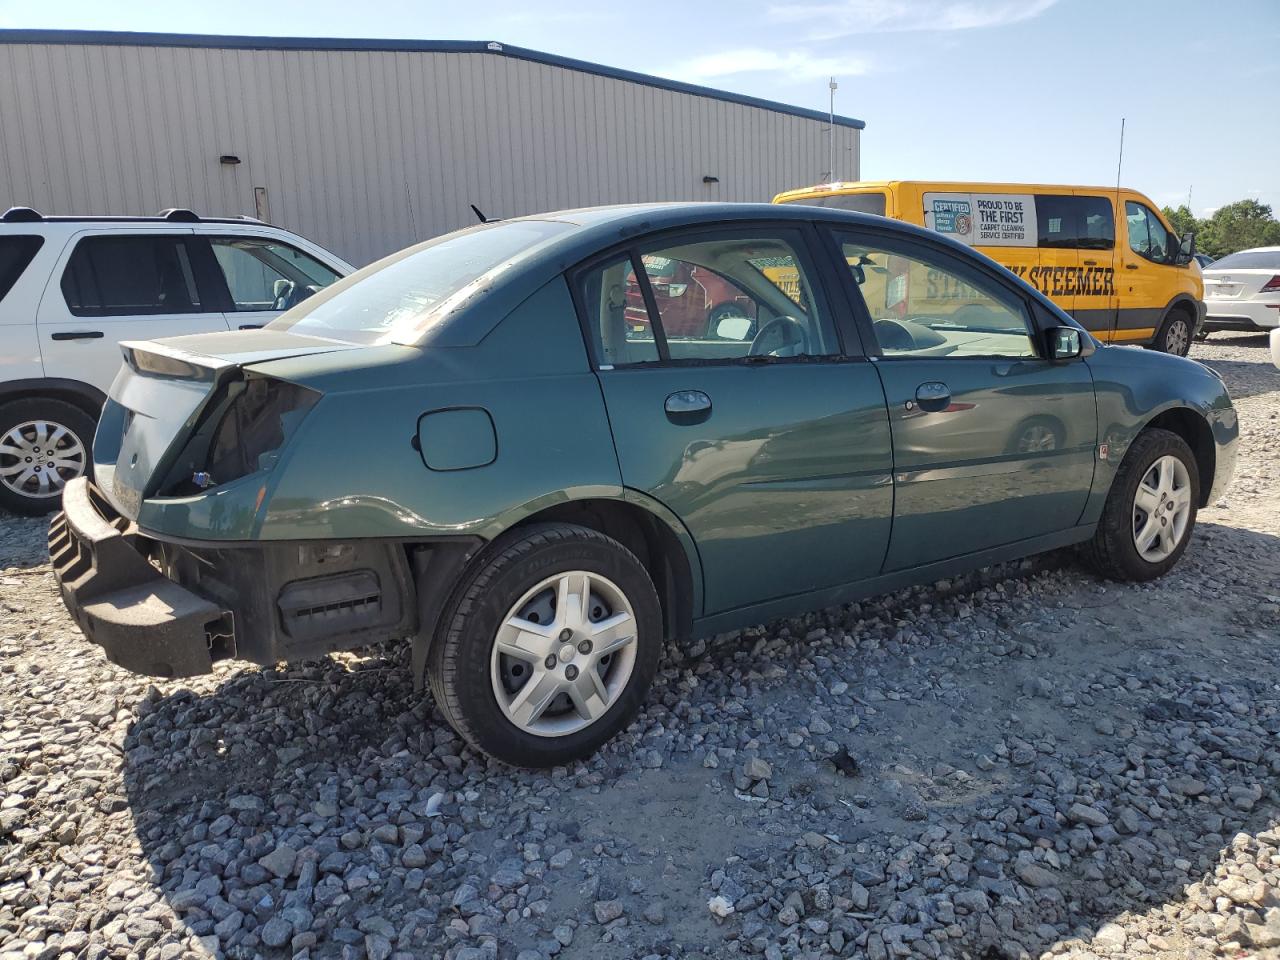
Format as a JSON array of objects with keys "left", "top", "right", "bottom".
[{"left": 749, "top": 315, "right": 809, "bottom": 358}]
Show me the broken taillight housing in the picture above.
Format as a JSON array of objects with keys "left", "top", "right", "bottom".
[{"left": 156, "top": 376, "right": 320, "bottom": 496}]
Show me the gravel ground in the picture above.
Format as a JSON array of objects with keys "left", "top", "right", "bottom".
[{"left": 2, "top": 333, "right": 1278, "bottom": 960}]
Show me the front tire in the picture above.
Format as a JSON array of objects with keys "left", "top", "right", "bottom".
[
  {"left": 1086, "top": 428, "right": 1199, "bottom": 582},
  {"left": 1148, "top": 307, "right": 1193, "bottom": 356},
  {"left": 428, "top": 523, "right": 662, "bottom": 767},
  {"left": 0, "top": 397, "right": 96, "bottom": 516}
]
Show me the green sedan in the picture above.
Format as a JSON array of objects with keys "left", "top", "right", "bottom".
[{"left": 50, "top": 204, "right": 1239, "bottom": 766}]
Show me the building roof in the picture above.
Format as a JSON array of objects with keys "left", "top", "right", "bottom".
[{"left": 0, "top": 29, "right": 866, "bottom": 130}]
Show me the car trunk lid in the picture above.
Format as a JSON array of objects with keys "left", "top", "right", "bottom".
[{"left": 94, "top": 330, "right": 359, "bottom": 519}]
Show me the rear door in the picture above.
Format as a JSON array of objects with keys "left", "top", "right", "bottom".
[
  {"left": 204, "top": 232, "right": 345, "bottom": 331},
  {"left": 575, "top": 224, "right": 894, "bottom": 615},
  {"left": 37, "top": 230, "right": 230, "bottom": 395},
  {"left": 1070, "top": 192, "right": 1118, "bottom": 341}
]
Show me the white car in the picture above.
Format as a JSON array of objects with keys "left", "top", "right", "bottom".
[
  {"left": 1271, "top": 328, "right": 1280, "bottom": 370},
  {"left": 1200, "top": 246, "right": 1280, "bottom": 337},
  {"left": 0, "top": 207, "right": 353, "bottom": 514}
]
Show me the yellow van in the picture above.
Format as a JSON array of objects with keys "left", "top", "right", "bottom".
[{"left": 773, "top": 181, "right": 1204, "bottom": 355}]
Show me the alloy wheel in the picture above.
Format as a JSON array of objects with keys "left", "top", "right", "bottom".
[
  {"left": 0, "top": 420, "right": 87, "bottom": 499},
  {"left": 1131, "top": 454, "right": 1192, "bottom": 562},
  {"left": 490, "top": 570, "right": 638, "bottom": 737},
  {"left": 1164, "top": 318, "right": 1190, "bottom": 356}
]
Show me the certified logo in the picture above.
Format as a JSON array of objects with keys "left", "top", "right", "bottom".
[{"left": 955, "top": 213, "right": 972, "bottom": 235}]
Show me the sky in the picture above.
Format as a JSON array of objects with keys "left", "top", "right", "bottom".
[{"left": 1, "top": 0, "right": 1276, "bottom": 217}]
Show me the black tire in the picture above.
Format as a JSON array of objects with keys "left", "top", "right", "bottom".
[
  {"left": 0, "top": 397, "right": 96, "bottom": 516},
  {"left": 428, "top": 522, "right": 663, "bottom": 767},
  {"left": 1147, "top": 306, "right": 1193, "bottom": 356},
  {"left": 1085, "top": 428, "right": 1199, "bottom": 582}
]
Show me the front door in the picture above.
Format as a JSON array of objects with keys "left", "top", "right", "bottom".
[
  {"left": 38, "top": 230, "right": 230, "bottom": 397},
  {"left": 829, "top": 228, "right": 1098, "bottom": 571},
  {"left": 575, "top": 226, "right": 894, "bottom": 615},
  {"left": 1117, "top": 196, "right": 1174, "bottom": 345}
]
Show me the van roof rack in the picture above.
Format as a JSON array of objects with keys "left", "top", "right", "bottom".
[
  {"left": 2, "top": 206, "right": 43, "bottom": 223},
  {"left": 157, "top": 208, "right": 200, "bottom": 222}
]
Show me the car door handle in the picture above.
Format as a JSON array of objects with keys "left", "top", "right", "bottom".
[
  {"left": 1082, "top": 259, "right": 1098, "bottom": 266},
  {"left": 665, "top": 390, "right": 712, "bottom": 425},
  {"left": 912, "top": 381, "right": 951, "bottom": 412},
  {"left": 50, "top": 331, "right": 104, "bottom": 341},
  {"left": 1125, "top": 264, "right": 1140, "bottom": 270},
  {"left": 238, "top": 323, "right": 264, "bottom": 330}
]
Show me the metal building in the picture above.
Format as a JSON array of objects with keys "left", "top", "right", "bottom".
[{"left": 0, "top": 30, "right": 864, "bottom": 266}]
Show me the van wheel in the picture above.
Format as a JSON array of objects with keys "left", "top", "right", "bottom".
[
  {"left": 1085, "top": 428, "right": 1199, "bottom": 582},
  {"left": 0, "top": 398, "right": 96, "bottom": 516},
  {"left": 428, "top": 523, "right": 662, "bottom": 767},
  {"left": 1148, "top": 307, "right": 1192, "bottom": 356}
]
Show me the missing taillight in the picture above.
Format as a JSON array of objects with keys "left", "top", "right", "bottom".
[{"left": 154, "top": 376, "right": 319, "bottom": 497}]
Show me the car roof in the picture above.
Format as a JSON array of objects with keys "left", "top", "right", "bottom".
[{"left": 421, "top": 201, "right": 1049, "bottom": 348}]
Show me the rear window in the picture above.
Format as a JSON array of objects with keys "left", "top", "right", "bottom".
[
  {"left": 1209, "top": 250, "right": 1280, "bottom": 270},
  {"left": 61, "top": 236, "right": 204, "bottom": 316},
  {"left": 0, "top": 235, "right": 44, "bottom": 303},
  {"left": 271, "top": 219, "right": 574, "bottom": 345},
  {"left": 781, "top": 193, "right": 886, "bottom": 217}
]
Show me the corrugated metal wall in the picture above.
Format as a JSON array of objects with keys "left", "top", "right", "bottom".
[{"left": 0, "top": 41, "right": 860, "bottom": 266}]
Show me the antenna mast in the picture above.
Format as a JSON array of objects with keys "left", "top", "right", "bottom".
[{"left": 1115, "top": 118, "right": 1126, "bottom": 190}]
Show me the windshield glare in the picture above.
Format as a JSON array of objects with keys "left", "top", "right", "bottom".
[{"left": 270, "top": 219, "right": 574, "bottom": 344}]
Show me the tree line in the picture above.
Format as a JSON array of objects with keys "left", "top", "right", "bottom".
[{"left": 1161, "top": 199, "right": 1280, "bottom": 260}]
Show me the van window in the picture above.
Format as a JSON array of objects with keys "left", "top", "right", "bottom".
[
  {"left": 0, "top": 236, "right": 43, "bottom": 304},
  {"left": 782, "top": 193, "right": 886, "bottom": 217},
  {"left": 1126, "top": 202, "right": 1172, "bottom": 264},
  {"left": 61, "top": 236, "right": 204, "bottom": 317},
  {"left": 1034, "top": 196, "right": 1114, "bottom": 250}
]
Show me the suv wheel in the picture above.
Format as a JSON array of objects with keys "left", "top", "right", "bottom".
[
  {"left": 1086, "top": 428, "right": 1199, "bottom": 581},
  {"left": 0, "top": 398, "right": 95, "bottom": 515},
  {"left": 428, "top": 523, "right": 662, "bottom": 767}
]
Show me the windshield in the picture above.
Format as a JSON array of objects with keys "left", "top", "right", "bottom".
[
  {"left": 1208, "top": 250, "right": 1280, "bottom": 270},
  {"left": 780, "top": 192, "right": 886, "bottom": 217},
  {"left": 270, "top": 219, "right": 574, "bottom": 344}
]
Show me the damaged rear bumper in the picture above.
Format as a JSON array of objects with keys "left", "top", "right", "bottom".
[
  {"left": 49, "top": 478, "right": 231, "bottom": 678},
  {"left": 49, "top": 478, "right": 460, "bottom": 679}
]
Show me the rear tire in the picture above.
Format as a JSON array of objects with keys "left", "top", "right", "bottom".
[
  {"left": 427, "top": 522, "right": 662, "bottom": 767},
  {"left": 1148, "top": 307, "right": 1193, "bottom": 356},
  {"left": 0, "top": 397, "right": 96, "bottom": 516},
  {"left": 1085, "top": 428, "right": 1199, "bottom": 582}
]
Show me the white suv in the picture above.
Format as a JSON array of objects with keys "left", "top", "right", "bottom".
[{"left": 0, "top": 206, "right": 353, "bottom": 514}]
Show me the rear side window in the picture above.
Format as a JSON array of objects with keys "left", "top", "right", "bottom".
[
  {"left": 61, "top": 236, "right": 204, "bottom": 317},
  {"left": 1034, "top": 196, "right": 1114, "bottom": 250},
  {"left": 781, "top": 193, "right": 886, "bottom": 217},
  {"left": 0, "top": 236, "right": 44, "bottom": 303}
]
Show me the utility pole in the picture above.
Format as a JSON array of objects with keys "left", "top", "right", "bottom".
[{"left": 828, "top": 77, "right": 838, "bottom": 182}]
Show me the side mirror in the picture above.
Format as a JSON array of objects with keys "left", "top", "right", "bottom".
[
  {"left": 1176, "top": 231, "right": 1195, "bottom": 266},
  {"left": 1047, "top": 326, "right": 1083, "bottom": 361},
  {"left": 715, "top": 315, "right": 752, "bottom": 341}
]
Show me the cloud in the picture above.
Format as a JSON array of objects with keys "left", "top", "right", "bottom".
[
  {"left": 663, "top": 48, "right": 872, "bottom": 84},
  {"left": 769, "top": 0, "right": 1059, "bottom": 36}
]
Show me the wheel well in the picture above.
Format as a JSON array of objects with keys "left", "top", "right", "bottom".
[
  {"left": 0, "top": 379, "right": 106, "bottom": 423},
  {"left": 513, "top": 499, "right": 695, "bottom": 642},
  {"left": 1144, "top": 408, "right": 1215, "bottom": 506}
]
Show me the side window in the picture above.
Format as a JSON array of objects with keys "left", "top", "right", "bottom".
[
  {"left": 210, "top": 237, "right": 343, "bottom": 312},
  {"left": 1077, "top": 196, "right": 1114, "bottom": 250},
  {"left": 0, "top": 236, "right": 44, "bottom": 303},
  {"left": 578, "top": 232, "right": 838, "bottom": 364},
  {"left": 837, "top": 234, "right": 1039, "bottom": 359},
  {"left": 1035, "top": 195, "right": 1078, "bottom": 248},
  {"left": 577, "top": 253, "right": 661, "bottom": 366},
  {"left": 1033, "top": 195, "right": 1115, "bottom": 250},
  {"left": 1126, "top": 202, "right": 1172, "bottom": 264},
  {"left": 61, "top": 236, "right": 204, "bottom": 317}
]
